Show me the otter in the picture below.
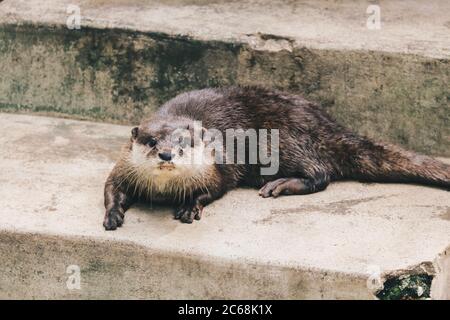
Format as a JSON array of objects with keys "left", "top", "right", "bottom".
[{"left": 103, "top": 86, "right": 449, "bottom": 230}]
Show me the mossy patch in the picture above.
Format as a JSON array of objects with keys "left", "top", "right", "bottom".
[{"left": 376, "top": 274, "right": 433, "bottom": 300}]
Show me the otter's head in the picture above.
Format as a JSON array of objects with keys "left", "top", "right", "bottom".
[{"left": 126, "top": 117, "right": 215, "bottom": 189}]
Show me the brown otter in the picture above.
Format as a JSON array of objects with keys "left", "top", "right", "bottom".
[{"left": 103, "top": 86, "right": 449, "bottom": 230}]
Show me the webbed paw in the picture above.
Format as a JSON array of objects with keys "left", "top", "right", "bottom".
[{"left": 175, "top": 204, "right": 203, "bottom": 224}]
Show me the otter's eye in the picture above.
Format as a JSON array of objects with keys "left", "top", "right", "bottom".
[
  {"left": 147, "top": 137, "right": 157, "bottom": 148},
  {"left": 178, "top": 136, "right": 190, "bottom": 148}
]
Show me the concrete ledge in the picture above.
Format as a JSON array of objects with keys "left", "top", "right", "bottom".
[
  {"left": 2, "top": 0, "right": 450, "bottom": 58},
  {"left": 0, "top": 0, "right": 449, "bottom": 156},
  {"left": 0, "top": 231, "right": 374, "bottom": 299},
  {"left": 0, "top": 113, "right": 449, "bottom": 299}
]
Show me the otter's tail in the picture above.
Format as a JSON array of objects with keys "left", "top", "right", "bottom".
[{"left": 348, "top": 140, "right": 450, "bottom": 190}]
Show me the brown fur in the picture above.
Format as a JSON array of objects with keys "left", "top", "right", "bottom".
[{"left": 103, "top": 86, "right": 449, "bottom": 230}]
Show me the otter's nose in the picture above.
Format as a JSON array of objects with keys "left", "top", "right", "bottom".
[{"left": 158, "top": 152, "right": 174, "bottom": 162}]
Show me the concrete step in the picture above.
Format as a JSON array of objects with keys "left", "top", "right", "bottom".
[
  {"left": 0, "top": 0, "right": 449, "bottom": 156},
  {"left": 0, "top": 113, "right": 449, "bottom": 299}
]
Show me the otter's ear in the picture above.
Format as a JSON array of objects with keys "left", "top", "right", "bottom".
[{"left": 131, "top": 127, "right": 139, "bottom": 140}]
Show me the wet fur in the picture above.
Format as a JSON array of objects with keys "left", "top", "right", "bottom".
[{"left": 103, "top": 86, "right": 449, "bottom": 230}]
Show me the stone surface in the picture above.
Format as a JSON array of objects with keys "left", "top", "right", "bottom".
[
  {"left": 0, "top": 0, "right": 449, "bottom": 156},
  {"left": 0, "top": 113, "right": 449, "bottom": 299},
  {"left": 2, "top": 0, "right": 450, "bottom": 58}
]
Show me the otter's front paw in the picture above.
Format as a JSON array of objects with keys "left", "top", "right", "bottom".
[
  {"left": 175, "top": 204, "right": 202, "bottom": 224},
  {"left": 103, "top": 208, "right": 124, "bottom": 230}
]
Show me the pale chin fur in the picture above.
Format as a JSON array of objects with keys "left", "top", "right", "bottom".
[{"left": 126, "top": 142, "right": 215, "bottom": 197}]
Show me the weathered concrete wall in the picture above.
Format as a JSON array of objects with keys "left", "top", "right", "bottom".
[
  {"left": 0, "top": 23, "right": 449, "bottom": 156},
  {"left": 0, "top": 231, "right": 373, "bottom": 299}
]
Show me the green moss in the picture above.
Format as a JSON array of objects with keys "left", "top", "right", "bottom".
[{"left": 376, "top": 274, "right": 433, "bottom": 300}]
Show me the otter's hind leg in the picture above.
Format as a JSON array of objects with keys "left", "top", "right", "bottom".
[{"left": 259, "top": 175, "right": 329, "bottom": 198}]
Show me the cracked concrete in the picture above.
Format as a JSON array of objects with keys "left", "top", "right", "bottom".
[
  {"left": 0, "top": 113, "right": 449, "bottom": 299},
  {"left": 432, "top": 249, "right": 450, "bottom": 299}
]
